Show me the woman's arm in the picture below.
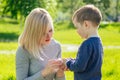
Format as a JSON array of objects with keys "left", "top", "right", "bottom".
[
  {"left": 16, "top": 47, "right": 46, "bottom": 80},
  {"left": 55, "top": 69, "right": 65, "bottom": 80},
  {"left": 55, "top": 44, "right": 66, "bottom": 80}
]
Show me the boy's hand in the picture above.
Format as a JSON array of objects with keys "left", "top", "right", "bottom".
[
  {"left": 62, "top": 58, "right": 69, "bottom": 71},
  {"left": 55, "top": 58, "right": 70, "bottom": 77}
]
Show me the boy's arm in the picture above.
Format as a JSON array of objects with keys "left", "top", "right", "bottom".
[{"left": 66, "top": 43, "right": 92, "bottom": 72}]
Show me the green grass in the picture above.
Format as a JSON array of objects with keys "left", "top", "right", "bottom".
[
  {"left": 53, "top": 27, "right": 120, "bottom": 46},
  {"left": 0, "top": 23, "right": 21, "bottom": 42},
  {"left": 99, "top": 26, "right": 120, "bottom": 46},
  {"left": 0, "top": 42, "right": 18, "bottom": 51},
  {"left": 0, "top": 49, "right": 120, "bottom": 80},
  {"left": 0, "top": 19, "right": 120, "bottom": 80},
  {"left": 0, "top": 54, "right": 16, "bottom": 80},
  {"left": 54, "top": 29, "right": 83, "bottom": 44},
  {"left": 0, "top": 28, "right": 120, "bottom": 50},
  {"left": 1, "top": 27, "right": 119, "bottom": 51},
  {"left": 0, "top": 20, "right": 120, "bottom": 45},
  {"left": 102, "top": 49, "right": 120, "bottom": 80}
]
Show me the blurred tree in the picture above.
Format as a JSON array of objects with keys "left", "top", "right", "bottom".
[
  {"left": 1, "top": 0, "right": 117, "bottom": 23},
  {"left": 115, "top": 0, "right": 119, "bottom": 21},
  {"left": 44, "top": 0, "right": 57, "bottom": 19},
  {"left": 83, "top": 0, "right": 110, "bottom": 20},
  {"left": 2, "top": 0, "right": 57, "bottom": 21},
  {"left": 55, "top": 0, "right": 85, "bottom": 24},
  {"left": 55, "top": 0, "right": 88, "bottom": 28},
  {"left": 104, "top": 0, "right": 120, "bottom": 22},
  {"left": 83, "top": 0, "right": 110, "bottom": 8},
  {"left": 2, "top": 0, "right": 45, "bottom": 19},
  {"left": 0, "top": 0, "right": 4, "bottom": 17},
  {"left": 56, "top": 0, "right": 84, "bottom": 17}
]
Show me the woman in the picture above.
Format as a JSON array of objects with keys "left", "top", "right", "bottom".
[{"left": 16, "top": 8, "right": 65, "bottom": 80}]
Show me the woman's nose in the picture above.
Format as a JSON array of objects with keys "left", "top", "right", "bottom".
[{"left": 46, "top": 33, "right": 50, "bottom": 38}]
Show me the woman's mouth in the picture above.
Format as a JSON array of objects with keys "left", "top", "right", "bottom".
[{"left": 45, "top": 39, "right": 50, "bottom": 42}]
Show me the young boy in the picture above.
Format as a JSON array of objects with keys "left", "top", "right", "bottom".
[{"left": 63, "top": 5, "right": 103, "bottom": 80}]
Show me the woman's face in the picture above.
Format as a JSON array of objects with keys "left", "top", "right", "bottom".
[{"left": 41, "top": 23, "right": 53, "bottom": 45}]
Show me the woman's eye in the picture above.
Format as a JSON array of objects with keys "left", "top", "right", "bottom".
[{"left": 49, "top": 29, "right": 53, "bottom": 32}]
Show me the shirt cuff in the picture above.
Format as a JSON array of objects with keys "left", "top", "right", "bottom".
[{"left": 66, "top": 58, "right": 72, "bottom": 67}]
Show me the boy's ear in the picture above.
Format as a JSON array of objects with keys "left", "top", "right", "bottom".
[
  {"left": 84, "top": 20, "right": 92, "bottom": 28},
  {"left": 84, "top": 20, "right": 90, "bottom": 28}
]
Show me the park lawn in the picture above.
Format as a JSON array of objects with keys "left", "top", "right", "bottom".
[
  {"left": 0, "top": 54, "right": 15, "bottom": 80},
  {"left": 0, "top": 42, "right": 18, "bottom": 51},
  {"left": 63, "top": 48, "right": 120, "bottom": 80},
  {"left": 0, "top": 20, "right": 22, "bottom": 35},
  {"left": 102, "top": 49, "right": 120, "bottom": 80},
  {"left": 0, "top": 27, "right": 120, "bottom": 51},
  {"left": 0, "top": 21, "right": 120, "bottom": 46},
  {"left": 53, "top": 28, "right": 120, "bottom": 46},
  {"left": 0, "top": 48, "right": 120, "bottom": 80},
  {"left": 0, "top": 20, "right": 120, "bottom": 79}
]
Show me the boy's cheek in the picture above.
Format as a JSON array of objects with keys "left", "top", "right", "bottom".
[
  {"left": 77, "top": 29, "right": 79, "bottom": 34},
  {"left": 77, "top": 30, "right": 81, "bottom": 35}
]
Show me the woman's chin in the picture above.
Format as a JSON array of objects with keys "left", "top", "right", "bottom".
[{"left": 44, "top": 40, "right": 51, "bottom": 45}]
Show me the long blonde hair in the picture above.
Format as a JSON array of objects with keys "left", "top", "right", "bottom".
[{"left": 19, "top": 8, "right": 53, "bottom": 58}]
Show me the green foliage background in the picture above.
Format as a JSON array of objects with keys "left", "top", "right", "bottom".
[{"left": 0, "top": 0, "right": 120, "bottom": 80}]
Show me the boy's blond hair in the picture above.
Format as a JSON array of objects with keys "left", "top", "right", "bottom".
[
  {"left": 72, "top": 4, "right": 102, "bottom": 27},
  {"left": 19, "top": 8, "right": 53, "bottom": 59}
]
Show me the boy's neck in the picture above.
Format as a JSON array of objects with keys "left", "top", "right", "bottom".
[
  {"left": 87, "top": 28, "right": 99, "bottom": 38},
  {"left": 89, "top": 33, "right": 99, "bottom": 38}
]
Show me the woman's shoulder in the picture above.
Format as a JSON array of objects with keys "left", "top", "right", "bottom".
[
  {"left": 16, "top": 46, "right": 28, "bottom": 53},
  {"left": 16, "top": 46, "right": 30, "bottom": 58},
  {"left": 50, "top": 39, "right": 61, "bottom": 46},
  {"left": 44, "top": 39, "right": 61, "bottom": 49}
]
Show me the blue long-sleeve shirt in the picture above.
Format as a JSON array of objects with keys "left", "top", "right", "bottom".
[{"left": 66, "top": 37, "right": 103, "bottom": 80}]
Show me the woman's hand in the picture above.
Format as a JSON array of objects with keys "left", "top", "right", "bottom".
[
  {"left": 56, "top": 63, "right": 65, "bottom": 78},
  {"left": 56, "top": 58, "right": 66, "bottom": 78},
  {"left": 41, "top": 59, "right": 62, "bottom": 77}
]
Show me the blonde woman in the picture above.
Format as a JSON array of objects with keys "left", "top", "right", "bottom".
[{"left": 16, "top": 8, "right": 65, "bottom": 80}]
